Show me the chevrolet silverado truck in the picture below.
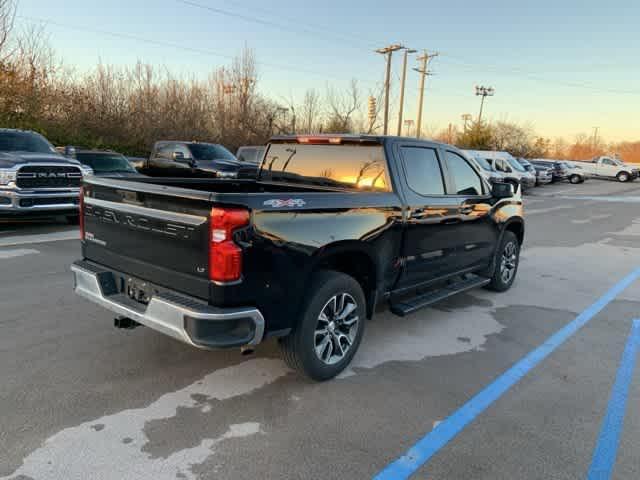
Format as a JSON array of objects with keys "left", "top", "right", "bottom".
[
  {"left": 0, "top": 129, "right": 91, "bottom": 221},
  {"left": 572, "top": 156, "right": 639, "bottom": 182},
  {"left": 72, "top": 135, "right": 524, "bottom": 380}
]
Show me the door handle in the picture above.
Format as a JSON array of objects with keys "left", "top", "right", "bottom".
[{"left": 460, "top": 206, "right": 474, "bottom": 215}]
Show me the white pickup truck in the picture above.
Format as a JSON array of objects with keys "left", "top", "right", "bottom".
[{"left": 572, "top": 156, "right": 639, "bottom": 182}]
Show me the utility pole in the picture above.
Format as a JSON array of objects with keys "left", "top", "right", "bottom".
[
  {"left": 414, "top": 50, "right": 438, "bottom": 139},
  {"left": 397, "top": 47, "right": 416, "bottom": 136},
  {"left": 475, "top": 85, "right": 495, "bottom": 124},
  {"left": 376, "top": 44, "right": 403, "bottom": 135},
  {"left": 592, "top": 126, "right": 600, "bottom": 149}
]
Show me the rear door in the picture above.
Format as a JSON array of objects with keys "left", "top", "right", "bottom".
[{"left": 395, "top": 143, "right": 463, "bottom": 289}]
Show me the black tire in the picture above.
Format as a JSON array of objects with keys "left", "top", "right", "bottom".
[
  {"left": 569, "top": 174, "right": 582, "bottom": 184},
  {"left": 617, "top": 171, "right": 630, "bottom": 183},
  {"left": 279, "top": 270, "right": 366, "bottom": 381},
  {"left": 65, "top": 215, "right": 80, "bottom": 225},
  {"left": 485, "top": 231, "right": 520, "bottom": 292}
]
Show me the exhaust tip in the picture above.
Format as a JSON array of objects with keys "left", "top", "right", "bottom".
[{"left": 240, "top": 346, "right": 255, "bottom": 356}]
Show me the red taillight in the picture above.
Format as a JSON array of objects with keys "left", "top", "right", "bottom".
[
  {"left": 79, "top": 186, "right": 85, "bottom": 240},
  {"left": 209, "top": 207, "right": 250, "bottom": 282}
]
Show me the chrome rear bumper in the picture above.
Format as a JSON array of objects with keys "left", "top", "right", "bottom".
[{"left": 71, "top": 261, "right": 265, "bottom": 349}]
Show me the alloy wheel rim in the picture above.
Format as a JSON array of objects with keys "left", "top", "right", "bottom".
[
  {"left": 500, "top": 242, "right": 518, "bottom": 284},
  {"left": 314, "top": 293, "right": 359, "bottom": 365}
]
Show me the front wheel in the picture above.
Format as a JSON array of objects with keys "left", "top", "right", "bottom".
[
  {"left": 279, "top": 270, "right": 366, "bottom": 381},
  {"left": 617, "top": 171, "right": 630, "bottom": 182},
  {"left": 486, "top": 231, "right": 520, "bottom": 292}
]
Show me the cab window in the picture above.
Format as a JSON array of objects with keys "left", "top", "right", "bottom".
[
  {"left": 400, "top": 146, "right": 445, "bottom": 196},
  {"left": 445, "top": 151, "right": 485, "bottom": 196}
]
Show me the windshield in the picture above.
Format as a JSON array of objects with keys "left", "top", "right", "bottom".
[
  {"left": 76, "top": 153, "right": 136, "bottom": 173},
  {"left": 188, "top": 143, "right": 236, "bottom": 161},
  {"left": 507, "top": 157, "right": 527, "bottom": 172},
  {"left": 474, "top": 157, "right": 494, "bottom": 171},
  {"left": 0, "top": 131, "right": 56, "bottom": 153}
]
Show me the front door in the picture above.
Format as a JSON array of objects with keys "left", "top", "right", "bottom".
[{"left": 441, "top": 149, "right": 498, "bottom": 271}]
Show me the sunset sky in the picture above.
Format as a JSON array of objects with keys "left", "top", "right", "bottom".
[{"left": 16, "top": 0, "right": 640, "bottom": 141}]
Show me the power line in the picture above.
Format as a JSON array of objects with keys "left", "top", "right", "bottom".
[
  {"left": 176, "top": 0, "right": 379, "bottom": 52},
  {"left": 16, "top": 15, "right": 381, "bottom": 88},
  {"left": 439, "top": 57, "right": 640, "bottom": 96}
]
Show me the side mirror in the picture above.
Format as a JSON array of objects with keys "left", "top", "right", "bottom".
[
  {"left": 492, "top": 182, "right": 514, "bottom": 199},
  {"left": 64, "top": 145, "right": 76, "bottom": 158}
]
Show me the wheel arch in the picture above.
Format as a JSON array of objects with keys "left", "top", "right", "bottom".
[{"left": 306, "top": 240, "right": 380, "bottom": 320}]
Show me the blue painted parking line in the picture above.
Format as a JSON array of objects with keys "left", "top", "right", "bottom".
[
  {"left": 374, "top": 268, "right": 640, "bottom": 480},
  {"left": 586, "top": 319, "right": 640, "bottom": 480}
]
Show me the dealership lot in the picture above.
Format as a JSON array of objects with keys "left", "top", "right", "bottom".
[{"left": 1, "top": 180, "right": 639, "bottom": 480}]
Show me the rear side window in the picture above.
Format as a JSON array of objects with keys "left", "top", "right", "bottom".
[
  {"left": 400, "top": 146, "right": 445, "bottom": 195},
  {"left": 261, "top": 143, "right": 390, "bottom": 191},
  {"left": 445, "top": 151, "right": 485, "bottom": 196}
]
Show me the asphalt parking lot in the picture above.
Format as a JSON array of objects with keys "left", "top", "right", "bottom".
[{"left": 1, "top": 179, "right": 639, "bottom": 480}]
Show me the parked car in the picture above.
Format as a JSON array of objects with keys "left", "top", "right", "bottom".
[
  {"left": 571, "top": 156, "right": 639, "bottom": 183},
  {"left": 72, "top": 134, "right": 524, "bottom": 381},
  {"left": 530, "top": 159, "right": 570, "bottom": 183},
  {"left": 563, "top": 162, "right": 589, "bottom": 184},
  {"left": 139, "top": 141, "right": 257, "bottom": 179},
  {"left": 530, "top": 163, "right": 554, "bottom": 186},
  {"left": 0, "top": 129, "right": 90, "bottom": 222},
  {"left": 75, "top": 150, "right": 146, "bottom": 178},
  {"left": 516, "top": 158, "right": 552, "bottom": 186},
  {"left": 467, "top": 155, "right": 505, "bottom": 185},
  {"left": 464, "top": 150, "right": 536, "bottom": 191},
  {"left": 236, "top": 145, "right": 266, "bottom": 165}
]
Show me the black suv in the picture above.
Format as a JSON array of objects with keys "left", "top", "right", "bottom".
[
  {"left": 75, "top": 150, "right": 145, "bottom": 178},
  {"left": 0, "top": 129, "right": 89, "bottom": 221}
]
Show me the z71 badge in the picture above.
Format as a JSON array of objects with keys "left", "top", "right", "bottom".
[{"left": 263, "top": 199, "right": 306, "bottom": 208}]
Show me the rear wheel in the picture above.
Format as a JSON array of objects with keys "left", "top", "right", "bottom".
[
  {"left": 279, "top": 270, "right": 365, "bottom": 381},
  {"left": 569, "top": 174, "right": 582, "bottom": 184},
  {"left": 486, "top": 231, "right": 520, "bottom": 292},
  {"left": 617, "top": 171, "right": 630, "bottom": 182}
]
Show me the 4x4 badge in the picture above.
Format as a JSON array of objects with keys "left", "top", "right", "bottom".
[{"left": 263, "top": 199, "right": 306, "bottom": 208}]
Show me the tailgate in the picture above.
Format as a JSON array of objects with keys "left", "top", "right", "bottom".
[{"left": 81, "top": 178, "right": 212, "bottom": 299}]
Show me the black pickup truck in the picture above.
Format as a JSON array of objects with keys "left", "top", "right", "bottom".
[{"left": 72, "top": 135, "right": 524, "bottom": 380}]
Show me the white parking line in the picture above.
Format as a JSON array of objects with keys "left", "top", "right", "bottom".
[
  {"left": 0, "top": 230, "right": 78, "bottom": 247},
  {"left": 0, "top": 248, "right": 40, "bottom": 259}
]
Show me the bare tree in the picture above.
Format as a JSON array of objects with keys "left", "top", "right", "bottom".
[
  {"left": 300, "top": 88, "right": 321, "bottom": 134},
  {"left": 325, "top": 78, "right": 360, "bottom": 133},
  {"left": 0, "top": 0, "right": 16, "bottom": 63}
]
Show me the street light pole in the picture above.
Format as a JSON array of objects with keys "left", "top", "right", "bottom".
[
  {"left": 376, "top": 44, "right": 403, "bottom": 135},
  {"left": 397, "top": 47, "right": 416, "bottom": 136},
  {"left": 475, "top": 85, "right": 495, "bottom": 124}
]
